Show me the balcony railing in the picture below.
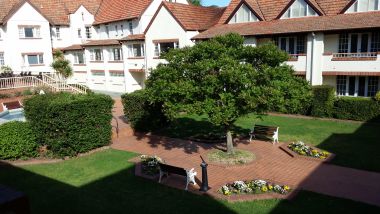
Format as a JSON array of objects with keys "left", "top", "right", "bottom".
[
  {"left": 288, "top": 54, "right": 306, "bottom": 61},
  {"left": 332, "top": 52, "right": 378, "bottom": 60}
]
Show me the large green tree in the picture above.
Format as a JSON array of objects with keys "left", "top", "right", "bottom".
[
  {"left": 189, "top": 0, "right": 202, "bottom": 6},
  {"left": 145, "top": 33, "right": 311, "bottom": 154}
]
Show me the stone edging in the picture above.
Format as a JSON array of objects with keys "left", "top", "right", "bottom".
[{"left": 279, "top": 143, "right": 335, "bottom": 163}]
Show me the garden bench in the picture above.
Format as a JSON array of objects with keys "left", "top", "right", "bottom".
[
  {"left": 158, "top": 163, "right": 197, "bottom": 191},
  {"left": 249, "top": 124, "right": 279, "bottom": 144}
]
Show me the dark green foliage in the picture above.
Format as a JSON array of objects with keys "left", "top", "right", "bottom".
[
  {"left": 23, "top": 93, "right": 114, "bottom": 157},
  {"left": 121, "top": 90, "right": 168, "bottom": 132},
  {"left": 334, "top": 97, "right": 380, "bottom": 122},
  {"left": 311, "top": 85, "right": 335, "bottom": 117},
  {"left": 0, "top": 121, "right": 38, "bottom": 160}
]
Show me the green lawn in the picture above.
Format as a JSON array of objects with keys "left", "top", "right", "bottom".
[
  {"left": 157, "top": 114, "right": 380, "bottom": 172},
  {"left": 0, "top": 149, "right": 378, "bottom": 214}
]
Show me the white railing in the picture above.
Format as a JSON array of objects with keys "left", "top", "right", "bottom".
[
  {"left": 0, "top": 74, "right": 87, "bottom": 94},
  {"left": 332, "top": 52, "right": 378, "bottom": 58}
]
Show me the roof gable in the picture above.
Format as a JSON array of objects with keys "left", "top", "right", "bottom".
[
  {"left": 219, "top": 0, "right": 264, "bottom": 23},
  {"left": 277, "top": 0, "right": 324, "bottom": 19}
]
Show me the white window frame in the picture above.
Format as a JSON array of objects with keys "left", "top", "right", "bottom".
[
  {"left": 23, "top": 54, "right": 44, "bottom": 65},
  {"left": 154, "top": 41, "right": 179, "bottom": 57},
  {"left": 78, "top": 28, "right": 82, "bottom": 38},
  {"left": 338, "top": 32, "right": 373, "bottom": 53},
  {"left": 129, "top": 22, "right": 133, "bottom": 35},
  {"left": 120, "top": 25, "right": 124, "bottom": 36},
  {"left": 105, "top": 25, "right": 110, "bottom": 38},
  {"left": 229, "top": 3, "right": 258, "bottom": 24},
  {"left": 282, "top": 0, "right": 318, "bottom": 19},
  {"left": 73, "top": 52, "right": 85, "bottom": 64},
  {"left": 109, "top": 71, "right": 125, "bottom": 77},
  {"left": 0, "top": 52, "right": 4, "bottom": 65},
  {"left": 109, "top": 48, "right": 123, "bottom": 61},
  {"left": 90, "top": 49, "right": 103, "bottom": 61},
  {"left": 18, "top": 26, "right": 41, "bottom": 38},
  {"left": 336, "top": 75, "right": 380, "bottom": 97},
  {"left": 347, "top": 0, "right": 380, "bottom": 13},
  {"left": 56, "top": 26, "right": 61, "bottom": 39},
  {"left": 115, "top": 25, "right": 119, "bottom": 37},
  {"left": 128, "top": 44, "right": 145, "bottom": 57},
  {"left": 85, "top": 26, "right": 92, "bottom": 39}
]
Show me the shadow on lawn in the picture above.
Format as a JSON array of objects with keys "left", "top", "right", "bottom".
[
  {"left": 132, "top": 117, "right": 251, "bottom": 154},
  {"left": 0, "top": 161, "right": 237, "bottom": 214}
]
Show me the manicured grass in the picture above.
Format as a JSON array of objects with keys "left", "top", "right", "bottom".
[
  {"left": 158, "top": 114, "right": 380, "bottom": 172},
  {"left": 0, "top": 149, "right": 378, "bottom": 214}
]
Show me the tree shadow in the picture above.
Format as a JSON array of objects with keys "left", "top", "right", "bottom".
[
  {"left": 268, "top": 115, "right": 380, "bottom": 212},
  {"left": 0, "top": 160, "right": 237, "bottom": 214}
]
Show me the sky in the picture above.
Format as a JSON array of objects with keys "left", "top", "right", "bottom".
[{"left": 202, "top": 0, "right": 231, "bottom": 7}]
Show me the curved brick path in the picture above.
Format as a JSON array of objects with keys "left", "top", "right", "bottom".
[{"left": 111, "top": 99, "right": 380, "bottom": 207}]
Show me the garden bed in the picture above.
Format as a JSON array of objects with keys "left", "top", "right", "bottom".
[{"left": 280, "top": 142, "right": 335, "bottom": 163}]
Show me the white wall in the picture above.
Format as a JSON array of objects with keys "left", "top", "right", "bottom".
[
  {"left": 95, "top": 19, "right": 139, "bottom": 40},
  {"left": 4, "top": 2, "right": 53, "bottom": 73}
]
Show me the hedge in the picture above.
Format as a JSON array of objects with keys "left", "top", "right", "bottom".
[
  {"left": 334, "top": 97, "right": 380, "bottom": 122},
  {"left": 121, "top": 90, "right": 168, "bottom": 132},
  {"left": 311, "top": 85, "right": 335, "bottom": 117},
  {"left": 0, "top": 121, "right": 38, "bottom": 160},
  {"left": 23, "top": 93, "right": 114, "bottom": 157}
]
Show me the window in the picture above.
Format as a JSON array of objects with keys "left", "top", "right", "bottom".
[
  {"left": 336, "top": 76, "right": 347, "bottom": 96},
  {"left": 85, "top": 27, "right": 91, "bottom": 39},
  {"left": 347, "top": 0, "right": 379, "bottom": 13},
  {"left": 78, "top": 28, "right": 82, "bottom": 38},
  {"left": 120, "top": 25, "right": 124, "bottom": 36},
  {"left": 24, "top": 54, "right": 44, "bottom": 65},
  {"left": 275, "top": 36, "right": 306, "bottom": 54},
  {"left": 91, "top": 70, "right": 105, "bottom": 76},
  {"left": 336, "top": 76, "right": 380, "bottom": 97},
  {"left": 282, "top": 0, "right": 317, "bottom": 19},
  {"left": 229, "top": 4, "right": 258, "bottom": 23},
  {"left": 338, "top": 33, "right": 375, "bottom": 53},
  {"left": 129, "top": 22, "right": 133, "bottom": 35},
  {"left": 73, "top": 52, "right": 85, "bottom": 64},
  {"left": 90, "top": 49, "right": 103, "bottom": 61},
  {"left": 56, "top": 26, "right": 60, "bottom": 39},
  {"left": 110, "top": 71, "right": 125, "bottom": 77},
  {"left": 105, "top": 25, "right": 109, "bottom": 38},
  {"left": 109, "top": 48, "right": 122, "bottom": 61},
  {"left": 115, "top": 26, "right": 118, "bottom": 36},
  {"left": 19, "top": 26, "right": 40, "bottom": 38},
  {"left": 154, "top": 41, "right": 179, "bottom": 57},
  {"left": 0, "top": 52, "right": 4, "bottom": 65},
  {"left": 128, "top": 44, "right": 145, "bottom": 57}
]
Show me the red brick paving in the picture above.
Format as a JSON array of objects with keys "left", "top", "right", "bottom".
[{"left": 112, "top": 99, "right": 380, "bottom": 207}]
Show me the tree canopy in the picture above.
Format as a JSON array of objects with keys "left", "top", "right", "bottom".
[
  {"left": 145, "top": 33, "right": 311, "bottom": 153},
  {"left": 189, "top": 0, "right": 202, "bottom": 6}
]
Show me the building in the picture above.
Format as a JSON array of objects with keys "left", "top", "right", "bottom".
[
  {"left": 1, "top": 0, "right": 380, "bottom": 97},
  {"left": 194, "top": 0, "right": 380, "bottom": 97}
]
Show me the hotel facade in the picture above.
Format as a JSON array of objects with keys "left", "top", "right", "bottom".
[{"left": 0, "top": 0, "right": 379, "bottom": 97}]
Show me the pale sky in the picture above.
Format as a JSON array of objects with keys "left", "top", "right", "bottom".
[{"left": 202, "top": 0, "right": 231, "bottom": 7}]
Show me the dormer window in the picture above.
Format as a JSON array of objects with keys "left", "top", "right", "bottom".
[
  {"left": 229, "top": 4, "right": 258, "bottom": 24},
  {"left": 282, "top": 0, "right": 317, "bottom": 19},
  {"left": 346, "top": 0, "right": 379, "bottom": 13}
]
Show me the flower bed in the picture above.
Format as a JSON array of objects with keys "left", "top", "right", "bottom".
[
  {"left": 140, "top": 155, "right": 164, "bottom": 176},
  {"left": 280, "top": 141, "right": 335, "bottom": 163},
  {"left": 220, "top": 179, "right": 291, "bottom": 196}
]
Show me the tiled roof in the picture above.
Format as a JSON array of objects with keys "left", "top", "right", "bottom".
[
  {"left": 119, "top": 34, "right": 145, "bottom": 41},
  {"left": 81, "top": 39, "right": 121, "bottom": 47},
  {"left": 61, "top": 44, "right": 83, "bottom": 51},
  {"left": 193, "top": 11, "right": 380, "bottom": 39},
  {"left": 161, "top": 2, "right": 226, "bottom": 31},
  {"left": 218, "top": 0, "right": 264, "bottom": 23},
  {"left": 94, "top": 0, "right": 152, "bottom": 25},
  {"left": 0, "top": 0, "right": 101, "bottom": 25}
]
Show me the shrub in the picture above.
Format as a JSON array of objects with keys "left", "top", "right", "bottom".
[
  {"left": 311, "top": 85, "right": 335, "bottom": 117},
  {"left": 333, "top": 97, "right": 380, "bottom": 122},
  {"left": 375, "top": 91, "right": 380, "bottom": 101},
  {"left": 0, "top": 121, "right": 38, "bottom": 160},
  {"left": 23, "top": 93, "right": 114, "bottom": 157},
  {"left": 121, "top": 90, "right": 168, "bottom": 132}
]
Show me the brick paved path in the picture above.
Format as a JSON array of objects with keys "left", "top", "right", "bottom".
[{"left": 112, "top": 99, "right": 380, "bottom": 207}]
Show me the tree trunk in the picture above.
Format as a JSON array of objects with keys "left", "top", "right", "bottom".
[{"left": 226, "top": 130, "right": 234, "bottom": 155}]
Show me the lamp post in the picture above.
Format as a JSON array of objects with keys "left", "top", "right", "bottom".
[{"left": 199, "top": 156, "right": 209, "bottom": 192}]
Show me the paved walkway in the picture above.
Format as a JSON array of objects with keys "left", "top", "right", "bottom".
[{"left": 111, "top": 99, "right": 380, "bottom": 207}]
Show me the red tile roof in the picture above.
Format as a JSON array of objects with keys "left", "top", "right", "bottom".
[
  {"left": 94, "top": 0, "right": 152, "bottom": 25},
  {"left": 145, "top": 1, "right": 225, "bottom": 32},
  {"left": 193, "top": 11, "right": 380, "bottom": 39},
  {"left": 119, "top": 34, "right": 145, "bottom": 41},
  {"left": 81, "top": 39, "right": 121, "bottom": 47},
  {"left": 61, "top": 44, "right": 84, "bottom": 52},
  {"left": 0, "top": 0, "right": 101, "bottom": 25}
]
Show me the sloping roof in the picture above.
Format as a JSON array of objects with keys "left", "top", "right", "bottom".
[
  {"left": 0, "top": 0, "right": 101, "bottom": 25},
  {"left": 61, "top": 44, "right": 83, "bottom": 51},
  {"left": 218, "top": 0, "right": 264, "bottom": 23},
  {"left": 119, "top": 34, "right": 145, "bottom": 41},
  {"left": 81, "top": 39, "right": 121, "bottom": 47},
  {"left": 193, "top": 11, "right": 380, "bottom": 39},
  {"left": 94, "top": 0, "right": 152, "bottom": 25},
  {"left": 315, "top": 0, "right": 354, "bottom": 15}
]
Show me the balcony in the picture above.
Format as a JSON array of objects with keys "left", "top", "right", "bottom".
[
  {"left": 331, "top": 52, "right": 378, "bottom": 61},
  {"left": 285, "top": 54, "right": 307, "bottom": 74},
  {"left": 323, "top": 52, "right": 380, "bottom": 73}
]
